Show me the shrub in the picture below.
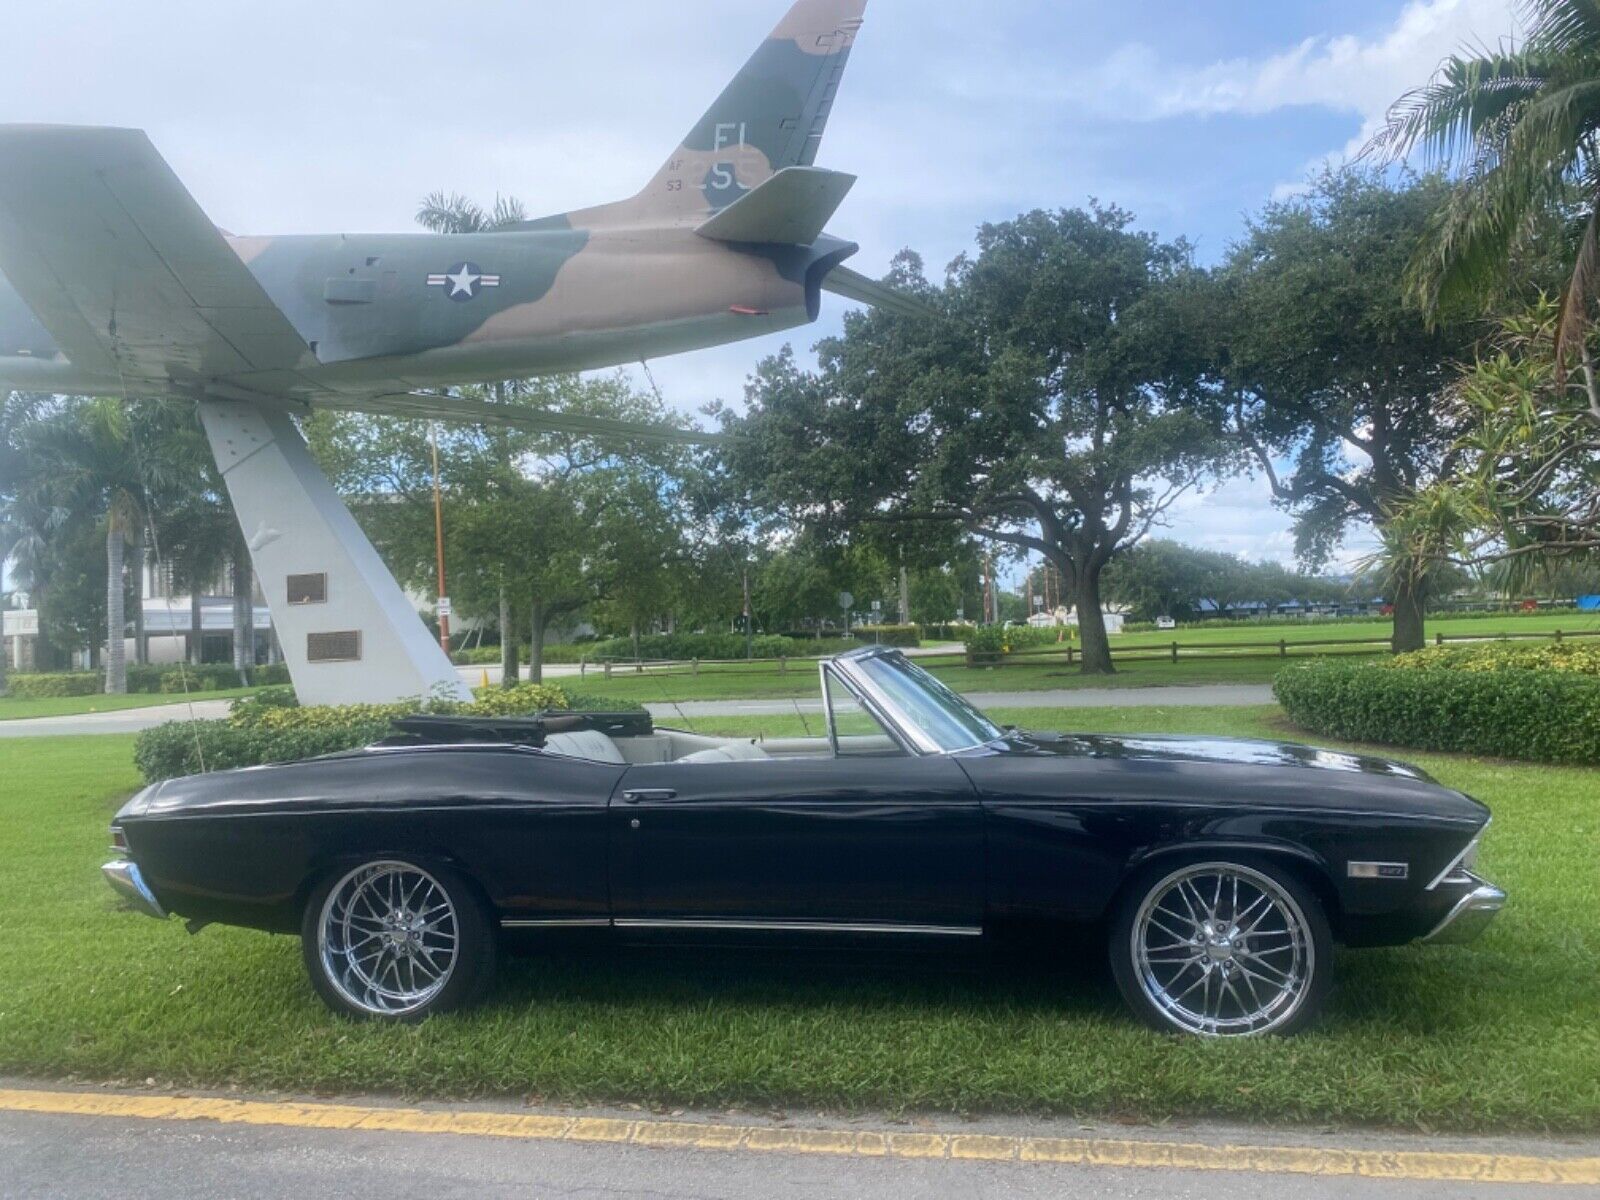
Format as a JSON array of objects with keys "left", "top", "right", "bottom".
[
  {"left": 1274, "top": 657, "right": 1600, "bottom": 765},
  {"left": 852, "top": 624, "right": 921, "bottom": 648},
  {"left": 1380, "top": 641, "right": 1600, "bottom": 676},
  {"left": 132, "top": 683, "right": 650, "bottom": 783},
  {"left": 7, "top": 672, "right": 102, "bottom": 698}
]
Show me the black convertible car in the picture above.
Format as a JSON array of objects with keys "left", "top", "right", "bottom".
[{"left": 104, "top": 647, "right": 1504, "bottom": 1038}]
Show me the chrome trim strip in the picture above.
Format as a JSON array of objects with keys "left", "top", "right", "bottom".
[
  {"left": 1423, "top": 873, "right": 1506, "bottom": 944},
  {"left": 1427, "top": 819, "right": 1490, "bottom": 891},
  {"left": 612, "top": 919, "right": 983, "bottom": 937},
  {"left": 101, "top": 860, "right": 166, "bottom": 921},
  {"left": 499, "top": 919, "right": 612, "bottom": 929}
]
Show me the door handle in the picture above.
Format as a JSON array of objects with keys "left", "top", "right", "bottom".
[{"left": 622, "top": 789, "right": 677, "bottom": 804}]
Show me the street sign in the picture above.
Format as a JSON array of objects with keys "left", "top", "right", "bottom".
[
  {"left": 436, "top": 597, "right": 453, "bottom": 619},
  {"left": 871, "top": 599, "right": 883, "bottom": 613},
  {"left": 2, "top": 609, "right": 38, "bottom": 637},
  {"left": 838, "top": 592, "right": 854, "bottom": 612}
]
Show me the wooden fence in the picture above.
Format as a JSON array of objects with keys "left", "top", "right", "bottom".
[{"left": 575, "top": 626, "right": 1600, "bottom": 680}]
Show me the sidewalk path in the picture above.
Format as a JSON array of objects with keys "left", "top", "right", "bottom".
[
  {"left": 0, "top": 700, "right": 235, "bottom": 739},
  {"left": 645, "top": 684, "right": 1276, "bottom": 719}
]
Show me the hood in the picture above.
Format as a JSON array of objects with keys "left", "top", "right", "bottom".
[{"left": 1006, "top": 730, "right": 1436, "bottom": 782}]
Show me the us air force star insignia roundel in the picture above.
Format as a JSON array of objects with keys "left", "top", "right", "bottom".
[{"left": 426, "top": 262, "right": 502, "bottom": 302}]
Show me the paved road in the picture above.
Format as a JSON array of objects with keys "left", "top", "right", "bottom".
[
  {"left": 2, "top": 1090, "right": 1593, "bottom": 1199},
  {"left": 0, "top": 684, "right": 1277, "bottom": 738}
]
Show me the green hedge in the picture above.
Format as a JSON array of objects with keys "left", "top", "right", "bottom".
[
  {"left": 132, "top": 683, "right": 641, "bottom": 783},
  {"left": 851, "top": 624, "right": 921, "bottom": 648},
  {"left": 6, "top": 672, "right": 103, "bottom": 698},
  {"left": 9, "top": 663, "right": 290, "bottom": 699},
  {"left": 1274, "top": 658, "right": 1600, "bottom": 765}
]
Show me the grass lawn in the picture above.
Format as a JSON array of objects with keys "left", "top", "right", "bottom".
[
  {"left": 568, "top": 654, "right": 1298, "bottom": 704},
  {"left": 0, "top": 688, "right": 256, "bottom": 722},
  {"left": 2, "top": 714, "right": 1596, "bottom": 1132}
]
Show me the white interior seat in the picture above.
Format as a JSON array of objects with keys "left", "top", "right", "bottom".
[{"left": 542, "top": 730, "right": 626, "bottom": 764}]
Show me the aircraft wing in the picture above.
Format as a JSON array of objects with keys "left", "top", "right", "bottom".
[
  {"left": 316, "top": 390, "right": 728, "bottom": 445},
  {"left": 822, "top": 265, "right": 937, "bottom": 319},
  {"left": 0, "top": 125, "right": 311, "bottom": 386}
]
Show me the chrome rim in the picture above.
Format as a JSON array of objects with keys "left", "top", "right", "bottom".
[
  {"left": 1132, "top": 862, "right": 1314, "bottom": 1038},
  {"left": 318, "top": 862, "right": 458, "bottom": 1016}
]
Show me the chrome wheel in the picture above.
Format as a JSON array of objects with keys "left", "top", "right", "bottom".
[
  {"left": 317, "top": 862, "right": 459, "bottom": 1017},
  {"left": 1131, "top": 862, "right": 1315, "bottom": 1038}
]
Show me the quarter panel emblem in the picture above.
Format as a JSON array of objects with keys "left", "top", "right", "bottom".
[{"left": 427, "top": 262, "right": 502, "bottom": 302}]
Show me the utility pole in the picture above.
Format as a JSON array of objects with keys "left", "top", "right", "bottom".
[
  {"left": 429, "top": 424, "right": 451, "bottom": 656},
  {"left": 898, "top": 551, "right": 910, "bottom": 627},
  {"left": 742, "top": 566, "right": 754, "bottom": 661}
]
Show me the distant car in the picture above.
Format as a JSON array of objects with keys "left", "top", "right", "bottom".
[
  {"left": 1156, "top": 616, "right": 1177, "bottom": 631},
  {"left": 104, "top": 648, "right": 1503, "bottom": 1038}
]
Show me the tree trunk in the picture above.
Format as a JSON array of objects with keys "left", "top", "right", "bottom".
[
  {"left": 1391, "top": 574, "right": 1427, "bottom": 655},
  {"left": 529, "top": 598, "right": 546, "bottom": 685},
  {"left": 231, "top": 544, "right": 252, "bottom": 685},
  {"left": 498, "top": 587, "right": 520, "bottom": 688},
  {"left": 1074, "top": 566, "right": 1115, "bottom": 676},
  {"left": 189, "top": 586, "right": 204, "bottom": 665},
  {"left": 130, "top": 530, "right": 148, "bottom": 666},
  {"left": 105, "top": 526, "right": 127, "bottom": 695},
  {"left": 0, "top": 603, "right": 8, "bottom": 696},
  {"left": 631, "top": 618, "right": 641, "bottom": 661}
]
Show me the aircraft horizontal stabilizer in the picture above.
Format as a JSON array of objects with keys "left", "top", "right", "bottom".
[
  {"left": 822, "top": 265, "right": 938, "bottom": 319},
  {"left": 315, "top": 391, "right": 727, "bottom": 446},
  {"left": 695, "top": 167, "right": 856, "bottom": 247}
]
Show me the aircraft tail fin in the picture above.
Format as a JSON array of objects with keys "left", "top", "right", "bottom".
[{"left": 638, "top": 0, "right": 867, "bottom": 220}]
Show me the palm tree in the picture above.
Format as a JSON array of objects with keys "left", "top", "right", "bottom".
[{"left": 1369, "top": 0, "right": 1600, "bottom": 370}]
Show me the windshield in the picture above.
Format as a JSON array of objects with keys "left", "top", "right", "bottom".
[{"left": 851, "top": 653, "right": 1003, "bottom": 753}]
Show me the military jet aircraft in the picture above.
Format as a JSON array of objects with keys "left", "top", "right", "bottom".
[{"left": 0, "top": 0, "right": 918, "bottom": 444}]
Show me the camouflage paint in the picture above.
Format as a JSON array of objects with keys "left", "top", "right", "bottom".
[{"left": 0, "top": 0, "right": 873, "bottom": 404}]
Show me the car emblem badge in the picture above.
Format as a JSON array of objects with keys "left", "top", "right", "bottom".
[
  {"left": 1348, "top": 862, "right": 1409, "bottom": 880},
  {"left": 427, "top": 262, "right": 502, "bottom": 302}
]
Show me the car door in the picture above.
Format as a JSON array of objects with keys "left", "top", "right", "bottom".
[{"left": 609, "top": 677, "right": 983, "bottom": 935}]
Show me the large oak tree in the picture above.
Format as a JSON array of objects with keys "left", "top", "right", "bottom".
[{"left": 718, "top": 206, "right": 1224, "bottom": 674}]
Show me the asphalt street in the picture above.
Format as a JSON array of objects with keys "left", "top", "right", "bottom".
[{"left": 2, "top": 1093, "right": 1595, "bottom": 1200}]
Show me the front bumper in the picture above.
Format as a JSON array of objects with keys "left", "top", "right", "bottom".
[
  {"left": 102, "top": 860, "right": 167, "bottom": 921},
  {"left": 1423, "top": 872, "right": 1505, "bottom": 944}
]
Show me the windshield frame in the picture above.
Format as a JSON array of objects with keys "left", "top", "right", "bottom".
[{"left": 831, "top": 647, "right": 1004, "bottom": 755}]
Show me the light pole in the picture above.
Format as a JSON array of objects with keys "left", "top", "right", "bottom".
[{"left": 429, "top": 424, "right": 451, "bottom": 656}]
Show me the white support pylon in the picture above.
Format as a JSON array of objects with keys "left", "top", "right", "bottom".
[{"left": 198, "top": 400, "right": 473, "bottom": 707}]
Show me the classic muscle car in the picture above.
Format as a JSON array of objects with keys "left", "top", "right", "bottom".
[{"left": 103, "top": 647, "right": 1504, "bottom": 1037}]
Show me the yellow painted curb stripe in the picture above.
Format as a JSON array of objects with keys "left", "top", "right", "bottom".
[{"left": 0, "top": 1088, "right": 1597, "bottom": 1186}]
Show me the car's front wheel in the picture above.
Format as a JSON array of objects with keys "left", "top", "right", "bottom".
[
  {"left": 1109, "top": 857, "right": 1331, "bottom": 1038},
  {"left": 301, "top": 859, "right": 495, "bottom": 1020}
]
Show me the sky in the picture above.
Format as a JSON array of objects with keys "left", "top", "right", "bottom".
[{"left": 2, "top": 0, "right": 1526, "bottom": 580}]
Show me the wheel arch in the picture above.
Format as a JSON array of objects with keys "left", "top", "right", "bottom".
[
  {"left": 1114, "top": 840, "right": 1345, "bottom": 940},
  {"left": 292, "top": 848, "right": 496, "bottom": 929}
]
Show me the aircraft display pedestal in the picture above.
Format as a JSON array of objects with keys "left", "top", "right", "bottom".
[{"left": 198, "top": 400, "right": 473, "bottom": 707}]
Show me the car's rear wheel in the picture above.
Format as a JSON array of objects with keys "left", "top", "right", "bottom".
[
  {"left": 301, "top": 859, "right": 495, "bottom": 1020},
  {"left": 1109, "top": 857, "right": 1331, "bottom": 1038}
]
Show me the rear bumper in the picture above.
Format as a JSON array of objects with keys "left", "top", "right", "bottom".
[
  {"left": 102, "top": 860, "right": 167, "bottom": 921},
  {"left": 1423, "top": 872, "right": 1505, "bottom": 944}
]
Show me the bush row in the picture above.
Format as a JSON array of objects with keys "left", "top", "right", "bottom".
[
  {"left": 1274, "top": 655, "right": 1600, "bottom": 765},
  {"left": 133, "top": 683, "right": 636, "bottom": 783},
  {"left": 7, "top": 663, "right": 289, "bottom": 698},
  {"left": 850, "top": 625, "right": 921, "bottom": 648}
]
